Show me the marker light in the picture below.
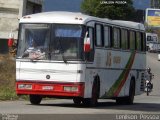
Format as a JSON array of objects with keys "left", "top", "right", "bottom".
[{"left": 63, "top": 86, "right": 78, "bottom": 92}]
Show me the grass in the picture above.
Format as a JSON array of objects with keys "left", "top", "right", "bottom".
[
  {"left": 0, "top": 86, "right": 18, "bottom": 100},
  {"left": 0, "top": 54, "right": 26, "bottom": 100}
]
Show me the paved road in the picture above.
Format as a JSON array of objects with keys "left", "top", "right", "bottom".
[
  {"left": 0, "top": 94, "right": 160, "bottom": 114},
  {"left": 0, "top": 53, "right": 160, "bottom": 119}
]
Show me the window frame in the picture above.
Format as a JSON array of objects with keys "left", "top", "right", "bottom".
[
  {"left": 136, "top": 32, "right": 142, "bottom": 51},
  {"left": 104, "top": 25, "right": 111, "bottom": 48},
  {"left": 113, "top": 27, "right": 121, "bottom": 49},
  {"left": 87, "top": 27, "right": 94, "bottom": 50},
  {"left": 129, "top": 30, "right": 136, "bottom": 50},
  {"left": 95, "top": 23, "right": 104, "bottom": 47},
  {"left": 141, "top": 32, "right": 146, "bottom": 52},
  {"left": 86, "top": 26, "right": 95, "bottom": 62},
  {"left": 121, "top": 28, "right": 129, "bottom": 50}
]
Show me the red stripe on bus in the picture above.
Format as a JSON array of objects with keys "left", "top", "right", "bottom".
[{"left": 114, "top": 52, "right": 136, "bottom": 97}]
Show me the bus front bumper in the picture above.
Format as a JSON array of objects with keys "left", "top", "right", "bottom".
[{"left": 16, "top": 81, "right": 84, "bottom": 97}]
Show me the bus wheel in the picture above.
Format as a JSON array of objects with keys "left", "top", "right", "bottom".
[
  {"left": 116, "top": 79, "right": 135, "bottom": 105},
  {"left": 29, "top": 95, "right": 42, "bottom": 105},
  {"left": 73, "top": 97, "right": 82, "bottom": 105},
  {"left": 126, "top": 79, "right": 135, "bottom": 104},
  {"left": 116, "top": 97, "right": 125, "bottom": 105},
  {"left": 83, "top": 80, "right": 100, "bottom": 107}
]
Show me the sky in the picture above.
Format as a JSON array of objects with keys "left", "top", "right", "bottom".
[
  {"left": 44, "top": 0, "right": 150, "bottom": 12},
  {"left": 133, "top": 0, "right": 150, "bottom": 9},
  {"left": 44, "top": 0, "right": 83, "bottom": 12}
]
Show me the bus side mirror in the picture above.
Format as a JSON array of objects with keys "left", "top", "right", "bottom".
[{"left": 84, "top": 37, "right": 91, "bottom": 53}]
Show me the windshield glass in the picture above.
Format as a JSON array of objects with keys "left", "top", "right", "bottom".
[
  {"left": 17, "top": 24, "right": 85, "bottom": 61},
  {"left": 50, "top": 24, "right": 84, "bottom": 61},
  {"left": 17, "top": 24, "right": 50, "bottom": 60}
]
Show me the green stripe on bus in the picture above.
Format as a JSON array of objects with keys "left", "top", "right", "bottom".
[{"left": 106, "top": 52, "right": 135, "bottom": 97}]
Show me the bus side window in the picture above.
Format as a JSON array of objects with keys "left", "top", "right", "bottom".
[
  {"left": 136, "top": 32, "right": 141, "bottom": 51},
  {"left": 95, "top": 24, "right": 103, "bottom": 47},
  {"left": 104, "top": 26, "right": 111, "bottom": 47},
  {"left": 141, "top": 32, "right": 146, "bottom": 51},
  {"left": 86, "top": 27, "right": 94, "bottom": 62},
  {"left": 88, "top": 27, "right": 94, "bottom": 50},
  {"left": 129, "top": 31, "right": 136, "bottom": 50},
  {"left": 147, "top": 36, "right": 151, "bottom": 41},
  {"left": 121, "top": 29, "right": 128, "bottom": 50},
  {"left": 113, "top": 27, "right": 120, "bottom": 48},
  {"left": 153, "top": 36, "right": 157, "bottom": 42}
]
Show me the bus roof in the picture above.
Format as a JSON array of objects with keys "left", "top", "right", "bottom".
[
  {"left": 146, "top": 32, "right": 158, "bottom": 36},
  {"left": 20, "top": 11, "right": 145, "bottom": 31},
  {"left": 112, "top": 20, "right": 145, "bottom": 31},
  {"left": 20, "top": 11, "right": 89, "bottom": 24}
]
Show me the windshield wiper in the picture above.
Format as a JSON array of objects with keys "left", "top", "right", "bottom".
[{"left": 57, "top": 38, "right": 67, "bottom": 64}]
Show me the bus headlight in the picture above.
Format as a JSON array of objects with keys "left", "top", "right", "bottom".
[
  {"left": 63, "top": 86, "right": 78, "bottom": 92},
  {"left": 18, "top": 84, "right": 32, "bottom": 90}
]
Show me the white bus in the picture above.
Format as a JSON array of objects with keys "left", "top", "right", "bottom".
[
  {"left": 146, "top": 33, "right": 160, "bottom": 52},
  {"left": 16, "top": 11, "right": 146, "bottom": 106},
  {"left": 146, "top": 33, "right": 158, "bottom": 44}
]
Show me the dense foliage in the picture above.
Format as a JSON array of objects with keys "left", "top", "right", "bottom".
[{"left": 81, "top": 0, "right": 136, "bottom": 20}]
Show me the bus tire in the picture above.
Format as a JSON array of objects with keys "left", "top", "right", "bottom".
[
  {"left": 29, "top": 95, "right": 42, "bottom": 105},
  {"left": 116, "top": 79, "right": 135, "bottom": 105},
  {"left": 126, "top": 79, "right": 135, "bottom": 104},
  {"left": 116, "top": 97, "right": 125, "bottom": 105},
  {"left": 73, "top": 97, "right": 82, "bottom": 105},
  {"left": 82, "top": 79, "right": 100, "bottom": 107},
  {"left": 146, "top": 86, "right": 149, "bottom": 96},
  {"left": 82, "top": 98, "right": 91, "bottom": 106}
]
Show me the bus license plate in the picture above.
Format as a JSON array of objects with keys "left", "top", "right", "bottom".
[{"left": 42, "top": 86, "right": 53, "bottom": 90}]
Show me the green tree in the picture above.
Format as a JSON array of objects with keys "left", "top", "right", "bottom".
[{"left": 81, "top": 0, "right": 136, "bottom": 20}]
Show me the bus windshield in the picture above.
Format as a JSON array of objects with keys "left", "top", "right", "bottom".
[{"left": 17, "top": 24, "right": 85, "bottom": 61}]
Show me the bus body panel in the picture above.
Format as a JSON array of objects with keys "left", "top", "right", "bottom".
[
  {"left": 16, "top": 60, "right": 86, "bottom": 97},
  {"left": 16, "top": 50, "right": 146, "bottom": 98},
  {"left": 84, "top": 49, "right": 146, "bottom": 98},
  {"left": 16, "top": 61, "right": 79, "bottom": 82}
]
